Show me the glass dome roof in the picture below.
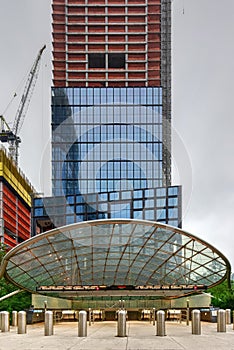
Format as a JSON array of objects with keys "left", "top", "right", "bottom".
[{"left": 0, "top": 219, "right": 230, "bottom": 299}]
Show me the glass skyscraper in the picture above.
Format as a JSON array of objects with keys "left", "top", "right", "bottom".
[{"left": 33, "top": 0, "right": 181, "bottom": 232}]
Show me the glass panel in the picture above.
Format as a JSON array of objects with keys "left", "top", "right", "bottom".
[{"left": 168, "top": 187, "right": 178, "bottom": 196}]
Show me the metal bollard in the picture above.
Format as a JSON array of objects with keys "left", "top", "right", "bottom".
[
  {"left": 12, "top": 311, "right": 18, "bottom": 327},
  {"left": 18, "top": 311, "right": 27, "bottom": 334},
  {"left": 152, "top": 308, "right": 156, "bottom": 326},
  {"left": 1, "top": 311, "right": 9, "bottom": 332},
  {"left": 78, "top": 310, "right": 87, "bottom": 337},
  {"left": 0, "top": 311, "right": 2, "bottom": 330},
  {"left": 117, "top": 310, "right": 127, "bottom": 337},
  {"left": 217, "top": 309, "right": 226, "bottom": 333},
  {"left": 191, "top": 310, "right": 201, "bottom": 335},
  {"left": 88, "top": 308, "right": 92, "bottom": 326},
  {"left": 156, "top": 310, "right": 166, "bottom": 336},
  {"left": 225, "top": 309, "right": 231, "bottom": 325},
  {"left": 44, "top": 311, "right": 54, "bottom": 336}
]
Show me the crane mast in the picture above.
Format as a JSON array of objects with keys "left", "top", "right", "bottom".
[{"left": 0, "top": 45, "right": 46, "bottom": 164}]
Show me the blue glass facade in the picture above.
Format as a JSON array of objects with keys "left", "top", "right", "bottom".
[
  {"left": 33, "top": 185, "right": 182, "bottom": 234},
  {"left": 52, "top": 87, "right": 164, "bottom": 197},
  {"left": 32, "top": 86, "right": 181, "bottom": 233}
]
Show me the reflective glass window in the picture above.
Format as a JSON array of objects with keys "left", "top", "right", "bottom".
[
  {"left": 168, "top": 197, "right": 178, "bottom": 206},
  {"left": 76, "top": 195, "right": 84, "bottom": 203},
  {"left": 145, "top": 210, "right": 154, "bottom": 220},
  {"left": 145, "top": 199, "right": 154, "bottom": 208},
  {"left": 93, "top": 89, "right": 101, "bottom": 104},
  {"left": 156, "top": 198, "right": 166, "bottom": 207},
  {"left": 99, "top": 193, "right": 108, "bottom": 201},
  {"left": 66, "top": 205, "right": 74, "bottom": 214},
  {"left": 157, "top": 209, "right": 166, "bottom": 219},
  {"left": 140, "top": 87, "right": 146, "bottom": 104},
  {"left": 76, "top": 215, "right": 84, "bottom": 222},
  {"left": 121, "top": 191, "right": 132, "bottom": 200},
  {"left": 99, "top": 203, "right": 108, "bottom": 211},
  {"left": 133, "top": 200, "right": 143, "bottom": 209},
  {"left": 81, "top": 88, "right": 86, "bottom": 105},
  {"left": 113, "top": 88, "right": 120, "bottom": 103},
  {"left": 168, "top": 208, "right": 178, "bottom": 218},
  {"left": 157, "top": 188, "right": 166, "bottom": 197},
  {"left": 145, "top": 189, "right": 154, "bottom": 197},
  {"left": 87, "top": 88, "right": 93, "bottom": 105},
  {"left": 34, "top": 208, "right": 44, "bottom": 216},
  {"left": 107, "top": 88, "right": 113, "bottom": 103},
  {"left": 168, "top": 187, "right": 178, "bottom": 196},
  {"left": 110, "top": 192, "right": 119, "bottom": 201},
  {"left": 134, "top": 88, "right": 141, "bottom": 104},
  {"left": 34, "top": 198, "right": 43, "bottom": 206},
  {"left": 133, "top": 190, "right": 142, "bottom": 199},
  {"left": 66, "top": 196, "right": 75, "bottom": 204},
  {"left": 76, "top": 205, "right": 85, "bottom": 213},
  {"left": 66, "top": 215, "right": 75, "bottom": 225},
  {"left": 101, "top": 89, "right": 107, "bottom": 104}
]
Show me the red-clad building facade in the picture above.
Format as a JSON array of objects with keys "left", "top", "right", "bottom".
[{"left": 0, "top": 148, "right": 35, "bottom": 248}]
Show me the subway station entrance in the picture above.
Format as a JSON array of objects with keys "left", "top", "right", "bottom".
[{"left": 0, "top": 219, "right": 231, "bottom": 316}]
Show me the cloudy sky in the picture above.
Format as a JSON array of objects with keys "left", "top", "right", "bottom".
[{"left": 0, "top": 0, "right": 234, "bottom": 269}]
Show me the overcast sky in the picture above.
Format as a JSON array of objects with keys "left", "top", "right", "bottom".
[{"left": 0, "top": 0, "right": 234, "bottom": 270}]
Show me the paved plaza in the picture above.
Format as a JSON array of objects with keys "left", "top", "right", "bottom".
[{"left": 0, "top": 321, "right": 234, "bottom": 350}]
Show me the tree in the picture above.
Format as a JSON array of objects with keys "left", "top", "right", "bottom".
[{"left": 209, "top": 279, "right": 234, "bottom": 310}]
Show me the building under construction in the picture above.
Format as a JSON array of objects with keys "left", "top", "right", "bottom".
[{"left": 0, "top": 146, "right": 35, "bottom": 248}]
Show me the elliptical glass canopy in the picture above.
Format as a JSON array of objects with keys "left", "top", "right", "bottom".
[{"left": 0, "top": 219, "right": 230, "bottom": 299}]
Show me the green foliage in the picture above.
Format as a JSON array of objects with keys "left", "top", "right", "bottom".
[
  {"left": 209, "top": 280, "right": 234, "bottom": 310},
  {"left": 0, "top": 244, "right": 31, "bottom": 312},
  {"left": 0, "top": 278, "right": 31, "bottom": 312}
]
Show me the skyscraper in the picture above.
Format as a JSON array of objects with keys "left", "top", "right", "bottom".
[{"left": 34, "top": 0, "right": 181, "bottom": 231}]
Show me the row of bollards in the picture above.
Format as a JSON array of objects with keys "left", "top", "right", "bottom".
[
  {"left": 0, "top": 308, "right": 233, "bottom": 337},
  {"left": 0, "top": 310, "right": 53, "bottom": 335},
  {"left": 155, "top": 309, "right": 232, "bottom": 336},
  {"left": 0, "top": 311, "right": 28, "bottom": 334}
]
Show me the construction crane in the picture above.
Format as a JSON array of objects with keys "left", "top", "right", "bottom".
[{"left": 0, "top": 45, "right": 46, "bottom": 164}]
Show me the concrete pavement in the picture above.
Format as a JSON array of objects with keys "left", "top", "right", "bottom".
[{"left": 0, "top": 321, "right": 234, "bottom": 350}]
